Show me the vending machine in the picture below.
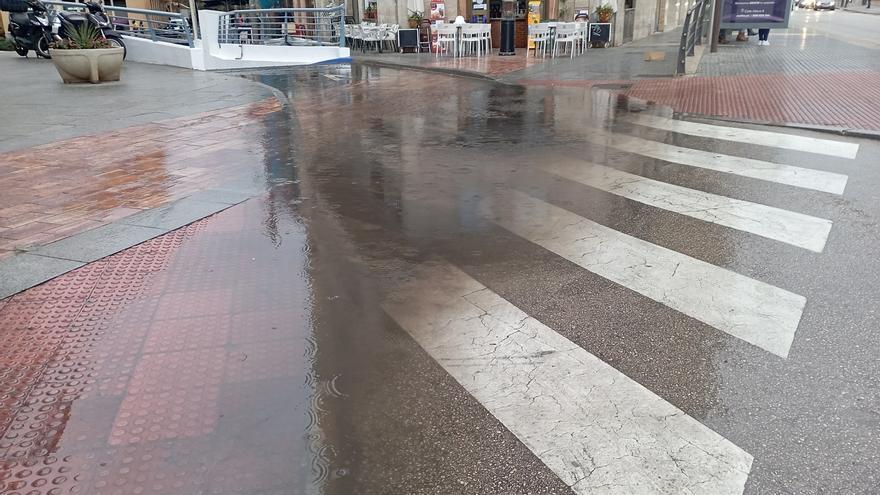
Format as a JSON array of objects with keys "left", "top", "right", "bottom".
[{"left": 527, "top": 0, "right": 541, "bottom": 24}]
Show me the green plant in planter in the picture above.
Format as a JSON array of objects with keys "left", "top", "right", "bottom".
[
  {"left": 408, "top": 9, "right": 424, "bottom": 27},
  {"left": 51, "top": 23, "right": 110, "bottom": 50},
  {"left": 595, "top": 4, "right": 614, "bottom": 22}
]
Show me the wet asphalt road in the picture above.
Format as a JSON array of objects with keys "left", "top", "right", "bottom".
[
  {"left": 3, "top": 64, "right": 880, "bottom": 495},
  {"left": 240, "top": 65, "right": 880, "bottom": 494}
]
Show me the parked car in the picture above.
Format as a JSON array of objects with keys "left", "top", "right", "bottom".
[
  {"left": 814, "top": 0, "right": 836, "bottom": 9},
  {"left": 796, "top": 0, "right": 815, "bottom": 8}
]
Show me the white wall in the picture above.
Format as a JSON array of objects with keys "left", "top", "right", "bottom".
[
  {"left": 198, "top": 10, "right": 350, "bottom": 70},
  {"left": 124, "top": 36, "right": 195, "bottom": 69},
  {"left": 122, "top": 11, "right": 351, "bottom": 71}
]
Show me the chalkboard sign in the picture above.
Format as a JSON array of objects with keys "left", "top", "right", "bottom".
[
  {"left": 589, "top": 23, "right": 611, "bottom": 47},
  {"left": 398, "top": 28, "right": 419, "bottom": 53}
]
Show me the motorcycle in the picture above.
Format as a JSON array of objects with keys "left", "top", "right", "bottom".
[
  {"left": 5, "top": 0, "right": 52, "bottom": 58},
  {"left": 52, "top": 1, "right": 126, "bottom": 58}
]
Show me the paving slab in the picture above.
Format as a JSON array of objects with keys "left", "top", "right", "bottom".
[
  {"left": 0, "top": 52, "right": 273, "bottom": 153},
  {"left": 27, "top": 223, "right": 166, "bottom": 263},
  {"left": 0, "top": 253, "right": 84, "bottom": 299}
]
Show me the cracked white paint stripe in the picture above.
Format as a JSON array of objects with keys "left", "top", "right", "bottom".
[
  {"left": 490, "top": 190, "right": 805, "bottom": 358},
  {"left": 585, "top": 129, "right": 848, "bottom": 195},
  {"left": 629, "top": 114, "right": 860, "bottom": 160},
  {"left": 383, "top": 262, "right": 753, "bottom": 495},
  {"left": 547, "top": 160, "right": 833, "bottom": 252}
]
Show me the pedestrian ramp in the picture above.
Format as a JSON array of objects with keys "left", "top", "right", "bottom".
[{"left": 381, "top": 120, "right": 858, "bottom": 494}]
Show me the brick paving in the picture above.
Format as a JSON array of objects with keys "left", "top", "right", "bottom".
[
  {"left": 622, "top": 71, "right": 880, "bottom": 130},
  {"left": 0, "top": 99, "right": 282, "bottom": 261},
  {"left": 0, "top": 194, "right": 323, "bottom": 494},
  {"left": 520, "top": 19, "right": 880, "bottom": 131}
]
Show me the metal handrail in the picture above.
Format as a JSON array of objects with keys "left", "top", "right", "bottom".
[
  {"left": 217, "top": 6, "right": 345, "bottom": 48},
  {"left": 44, "top": 0, "right": 194, "bottom": 47},
  {"left": 676, "top": 0, "right": 709, "bottom": 75}
]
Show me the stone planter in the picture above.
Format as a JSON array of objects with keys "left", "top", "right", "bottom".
[{"left": 48, "top": 47, "right": 124, "bottom": 84}]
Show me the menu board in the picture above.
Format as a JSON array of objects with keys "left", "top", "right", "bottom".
[{"left": 721, "top": 0, "right": 792, "bottom": 28}]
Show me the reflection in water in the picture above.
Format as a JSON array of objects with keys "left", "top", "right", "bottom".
[{"left": 0, "top": 64, "right": 743, "bottom": 495}]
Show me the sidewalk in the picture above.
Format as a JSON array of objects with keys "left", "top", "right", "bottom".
[
  {"left": 354, "top": 27, "right": 685, "bottom": 82},
  {"left": 0, "top": 53, "right": 285, "bottom": 297},
  {"left": 0, "top": 53, "right": 275, "bottom": 153},
  {"left": 518, "top": 15, "right": 880, "bottom": 133},
  {"left": 357, "top": 19, "right": 880, "bottom": 133},
  {"left": 616, "top": 23, "right": 880, "bottom": 133},
  {"left": 843, "top": 3, "right": 879, "bottom": 14}
]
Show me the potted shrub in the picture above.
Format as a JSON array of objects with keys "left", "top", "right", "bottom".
[
  {"left": 408, "top": 10, "right": 424, "bottom": 28},
  {"left": 595, "top": 4, "right": 614, "bottom": 23},
  {"left": 49, "top": 24, "right": 123, "bottom": 84}
]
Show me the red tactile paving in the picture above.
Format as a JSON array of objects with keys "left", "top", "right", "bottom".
[
  {"left": 0, "top": 99, "right": 282, "bottom": 258},
  {"left": 0, "top": 196, "right": 318, "bottom": 494},
  {"left": 522, "top": 70, "right": 880, "bottom": 131}
]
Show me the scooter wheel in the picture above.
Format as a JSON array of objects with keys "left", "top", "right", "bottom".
[
  {"left": 15, "top": 45, "right": 28, "bottom": 57},
  {"left": 105, "top": 36, "right": 127, "bottom": 60},
  {"left": 35, "top": 35, "right": 51, "bottom": 59}
]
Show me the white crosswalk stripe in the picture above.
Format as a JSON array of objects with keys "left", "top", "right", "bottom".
[
  {"left": 383, "top": 262, "right": 754, "bottom": 495},
  {"left": 545, "top": 159, "right": 833, "bottom": 252},
  {"left": 584, "top": 130, "right": 849, "bottom": 195},
  {"left": 628, "top": 114, "right": 860, "bottom": 159},
  {"left": 487, "top": 190, "right": 805, "bottom": 358}
]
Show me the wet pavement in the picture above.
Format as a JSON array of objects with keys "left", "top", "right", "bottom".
[{"left": 2, "top": 64, "right": 880, "bottom": 495}]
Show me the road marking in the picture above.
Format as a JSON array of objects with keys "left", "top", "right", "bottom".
[
  {"left": 384, "top": 262, "right": 753, "bottom": 495},
  {"left": 489, "top": 190, "right": 805, "bottom": 358},
  {"left": 584, "top": 130, "right": 849, "bottom": 195},
  {"left": 547, "top": 160, "right": 833, "bottom": 252},
  {"left": 629, "top": 114, "right": 860, "bottom": 159}
]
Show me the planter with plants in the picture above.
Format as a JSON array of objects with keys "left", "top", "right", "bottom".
[
  {"left": 49, "top": 24, "right": 123, "bottom": 84},
  {"left": 594, "top": 4, "right": 614, "bottom": 23},
  {"left": 408, "top": 9, "right": 423, "bottom": 28}
]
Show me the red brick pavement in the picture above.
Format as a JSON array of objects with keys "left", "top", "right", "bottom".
[
  {"left": 0, "top": 194, "right": 317, "bottom": 494},
  {"left": 521, "top": 70, "right": 880, "bottom": 131},
  {"left": 0, "top": 99, "right": 282, "bottom": 261}
]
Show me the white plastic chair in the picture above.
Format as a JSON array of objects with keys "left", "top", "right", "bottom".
[
  {"left": 575, "top": 21, "right": 590, "bottom": 53},
  {"left": 361, "top": 25, "right": 381, "bottom": 51},
  {"left": 460, "top": 24, "right": 483, "bottom": 56},
  {"left": 381, "top": 24, "right": 399, "bottom": 51},
  {"left": 528, "top": 23, "right": 550, "bottom": 57},
  {"left": 553, "top": 23, "right": 581, "bottom": 58},
  {"left": 480, "top": 23, "right": 492, "bottom": 53},
  {"left": 435, "top": 23, "right": 457, "bottom": 57}
]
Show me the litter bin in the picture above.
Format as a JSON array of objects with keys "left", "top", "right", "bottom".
[{"left": 499, "top": 0, "right": 516, "bottom": 55}]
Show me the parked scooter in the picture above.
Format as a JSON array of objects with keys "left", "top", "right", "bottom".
[
  {"left": 4, "top": 0, "right": 53, "bottom": 58},
  {"left": 52, "top": 1, "right": 126, "bottom": 58}
]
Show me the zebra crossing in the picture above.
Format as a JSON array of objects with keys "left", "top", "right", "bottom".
[
  {"left": 382, "top": 118, "right": 859, "bottom": 494},
  {"left": 583, "top": 126, "right": 849, "bottom": 194}
]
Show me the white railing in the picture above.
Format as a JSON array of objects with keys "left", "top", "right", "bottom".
[{"left": 217, "top": 6, "right": 345, "bottom": 47}]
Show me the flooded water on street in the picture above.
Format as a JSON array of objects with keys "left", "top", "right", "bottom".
[{"left": 2, "top": 64, "right": 880, "bottom": 494}]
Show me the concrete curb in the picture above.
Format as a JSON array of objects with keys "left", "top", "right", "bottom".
[
  {"left": 0, "top": 189, "right": 261, "bottom": 300},
  {"left": 680, "top": 113, "right": 880, "bottom": 140}
]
